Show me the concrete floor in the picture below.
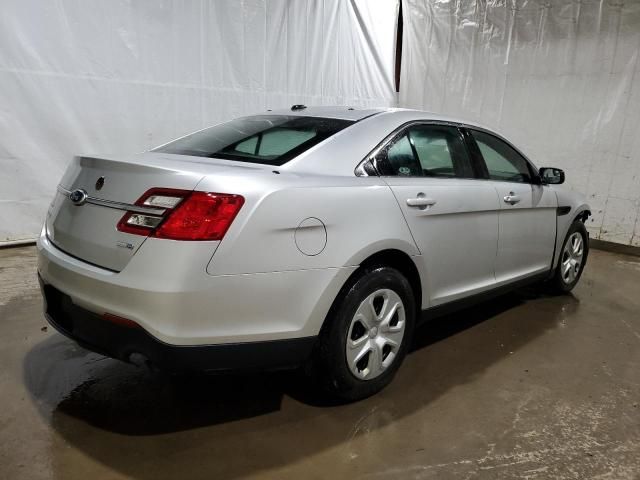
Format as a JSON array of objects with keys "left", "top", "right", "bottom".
[{"left": 0, "top": 246, "right": 639, "bottom": 480}]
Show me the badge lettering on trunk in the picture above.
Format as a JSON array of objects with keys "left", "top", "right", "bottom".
[{"left": 116, "top": 241, "right": 134, "bottom": 250}]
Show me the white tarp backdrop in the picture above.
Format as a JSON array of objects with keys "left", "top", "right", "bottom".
[
  {"left": 3, "top": 0, "right": 640, "bottom": 247},
  {"left": 400, "top": 0, "right": 640, "bottom": 246},
  {"left": 0, "top": 0, "right": 398, "bottom": 244}
]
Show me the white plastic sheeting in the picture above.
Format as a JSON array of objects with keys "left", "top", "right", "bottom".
[
  {"left": 0, "top": 0, "right": 398, "bottom": 243},
  {"left": 401, "top": 0, "right": 640, "bottom": 246}
]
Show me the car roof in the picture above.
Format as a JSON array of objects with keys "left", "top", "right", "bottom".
[
  {"left": 262, "top": 105, "right": 486, "bottom": 129},
  {"left": 275, "top": 107, "right": 528, "bottom": 176},
  {"left": 264, "top": 106, "right": 387, "bottom": 121}
]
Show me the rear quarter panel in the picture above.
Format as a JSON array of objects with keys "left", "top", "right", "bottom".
[{"left": 202, "top": 175, "right": 420, "bottom": 276}]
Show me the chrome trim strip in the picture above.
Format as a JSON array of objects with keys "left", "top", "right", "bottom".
[
  {"left": 87, "top": 197, "right": 166, "bottom": 215},
  {"left": 57, "top": 185, "right": 166, "bottom": 216}
]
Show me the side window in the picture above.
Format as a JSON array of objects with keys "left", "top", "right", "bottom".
[
  {"left": 470, "top": 130, "right": 532, "bottom": 183},
  {"left": 386, "top": 134, "right": 422, "bottom": 176},
  {"left": 409, "top": 128, "right": 456, "bottom": 177},
  {"left": 377, "top": 124, "right": 473, "bottom": 178}
]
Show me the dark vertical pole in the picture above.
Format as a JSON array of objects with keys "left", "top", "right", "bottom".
[{"left": 395, "top": 0, "right": 404, "bottom": 93}]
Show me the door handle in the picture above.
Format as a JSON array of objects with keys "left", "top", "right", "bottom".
[
  {"left": 503, "top": 192, "right": 521, "bottom": 205},
  {"left": 406, "top": 196, "right": 437, "bottom": 209}
]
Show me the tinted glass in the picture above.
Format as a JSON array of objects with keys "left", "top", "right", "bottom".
[
  {"left": 470, "top": 130, "right": 532, "bottom": 183},
  {"left": 377, "top": 124, "right": 473, "bottom": 178},
  {"left": 155, "top": 115, "right": 353, "bottom": 166},
  {"left": 386, "top": 134, "right": 422, "bottom": 176}
]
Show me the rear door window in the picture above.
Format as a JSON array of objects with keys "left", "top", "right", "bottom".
[
  {"left": 156, "top": 115, "right": 353, "bottom": 166},
  {"left": 376, "top": 124, "right": 474, "bottom": 178}
]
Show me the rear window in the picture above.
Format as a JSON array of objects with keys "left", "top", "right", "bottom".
[{"left": 155, "top": 115, "right": 353, "bottom": 166}]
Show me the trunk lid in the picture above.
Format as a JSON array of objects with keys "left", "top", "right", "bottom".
[{"left": 46, "top": 154, "right": 207, "bottom": 271}]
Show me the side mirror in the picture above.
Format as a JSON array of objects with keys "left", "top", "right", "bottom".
[{"left": 539, "top": 167, "right": 565, "bottom": 185}]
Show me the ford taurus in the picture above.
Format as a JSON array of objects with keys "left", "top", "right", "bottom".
[{"left": 38, "top": 106, "right": 590, "bottom": 400}]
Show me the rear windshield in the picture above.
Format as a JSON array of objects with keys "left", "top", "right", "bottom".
[{"left": 154, "top": 115, "right": 353, "bottom": 166}]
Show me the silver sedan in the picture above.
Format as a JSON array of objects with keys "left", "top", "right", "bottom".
[{"left": 38, "top": 106, "right": 590, "bottom": 400}]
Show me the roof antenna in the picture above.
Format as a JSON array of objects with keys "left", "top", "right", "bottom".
[{"left": 291, "top": 104, "right": 306, "bottom": 111}]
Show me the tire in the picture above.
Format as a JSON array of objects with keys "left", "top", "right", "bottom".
[
  {"left": 549, "top": 220, "right": 589, "bottom": 293},
  {"left": 310, "top": 266, "right": 416, "bottom": 402}
]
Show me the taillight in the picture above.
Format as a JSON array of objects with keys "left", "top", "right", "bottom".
[
  {"left": 117, "top": 188, "right": 244, "bottom": 241},
  {"left": 154, "top": 192, "right": 244, "bottom": 240},
  {"left": 117, "top": 188, "right": 187, "bottom": 236}
]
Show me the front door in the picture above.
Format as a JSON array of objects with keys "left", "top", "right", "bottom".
[
  {"left": 375, "top": 123, "right": 501, "bottom": 306},
  {"left": 466, "top": 129, "right": 557, "bottom": 284}
]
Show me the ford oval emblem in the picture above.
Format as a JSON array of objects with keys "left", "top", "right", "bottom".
[{"left": 69, "top": 189, "right": 88, "bottom": 206}]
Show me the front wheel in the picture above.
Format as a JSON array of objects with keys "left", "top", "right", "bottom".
[
  {"left": 549, "top": 221, "right": 589, "bottom": 293},
  {"left": 310, "top": 266, "right": 416, "bottom": 402}
]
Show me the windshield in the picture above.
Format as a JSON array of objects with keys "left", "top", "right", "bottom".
[{"left": 155, "top": 115, "right": 354, "bottom": 166}]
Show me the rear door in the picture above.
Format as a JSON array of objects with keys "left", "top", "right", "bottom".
[
  {"left": 376, "top": 123, "right": 500, "bottom": 306},
  {"left": 464, "top": 128, "right": 557, "bottom": 284}
]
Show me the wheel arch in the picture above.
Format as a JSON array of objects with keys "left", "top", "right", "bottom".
[
  {"left": 553, "top": 204, "right": 591, "bottom": 269},
  {"left": 573, "top": 208, "right": 591, "bottom": 224},
  {"left": 356, "top": 249, "right": 423, "bottom": 313},
  {"left": 316, "top": 248, "right": 423, "bottom": 338}
]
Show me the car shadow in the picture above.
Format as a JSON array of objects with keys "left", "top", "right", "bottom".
[{"left": 23, "top": 287, "right": 578, "bottom": 480}]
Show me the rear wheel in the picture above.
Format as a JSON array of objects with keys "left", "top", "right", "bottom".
[
  {"left": 311, "top": 266, "right": 416, "bottom": 402},
  {"left": 549, "top": 221, "right": 589, "bottom": 293}
]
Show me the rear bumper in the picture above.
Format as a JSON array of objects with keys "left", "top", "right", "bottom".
[
  {"left": 40, "top": 278, "right": 316, "bottom": 372},
  {"left": 37, "top": 230, "right": 356, "bottom": 345}
]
